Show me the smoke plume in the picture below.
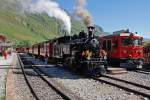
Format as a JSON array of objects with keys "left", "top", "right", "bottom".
[
  {"left": 75, "top": 0, "right": 92, "bottom": 26},
  {"left": 24, "top": 0, "right": 71, "bottom": 34},
  {"left": 31, "top": 0, "right": 71, "bottom": 34}
]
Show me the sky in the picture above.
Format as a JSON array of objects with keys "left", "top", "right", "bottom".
[{"left": 56, "top": 0, "right": 150, "bottom": 38}]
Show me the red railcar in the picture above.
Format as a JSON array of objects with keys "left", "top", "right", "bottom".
[{"left": 100, "top": 29, "right": 144, "bottom": 69}]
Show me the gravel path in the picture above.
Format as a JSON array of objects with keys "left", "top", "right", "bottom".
[
  {"left": 0, "top": 54, "right": 14, "bottom": 100},
  {"left": 28, "top": 54, "right": 147, "bottom": 100}
]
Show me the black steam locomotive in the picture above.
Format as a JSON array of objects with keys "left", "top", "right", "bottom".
[{"left": 51, "top": 26, "right": 107, "bottom": 75}]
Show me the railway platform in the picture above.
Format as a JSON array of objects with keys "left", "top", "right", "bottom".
[{"left": 0, "top": 53, "right": 15, "bottom": 100}]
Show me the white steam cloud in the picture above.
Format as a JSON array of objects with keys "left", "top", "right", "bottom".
[{"left": 24, "top": 0, "right": 71, "bottom": 34}]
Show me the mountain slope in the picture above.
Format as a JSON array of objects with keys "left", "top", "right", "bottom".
[
  {"left": 0, "top": 0, "right": 105, "bottom": 47},
  {"left": 0, "top": 0, "right": 86, "bottom": 45}
]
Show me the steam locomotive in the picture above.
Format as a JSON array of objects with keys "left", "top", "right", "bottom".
[{"left": 26, "top": 26, "right": 107, "bottom": 75}]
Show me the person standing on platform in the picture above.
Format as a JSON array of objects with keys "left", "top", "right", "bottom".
[{"left": 3, "top": 50, "right": 7, "bottom": 60}]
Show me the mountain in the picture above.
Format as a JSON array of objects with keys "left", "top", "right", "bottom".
[
  {"left": 144, "top": 38, "right": 150, "bottom": 42},
  {"left": 0, "top": 0, "right": 106, "bottom": 48},
  {"left": 0, "top": 0, "right": 87, "bottom": 46},
  {"left": 94, "top": 25, "right": 110, "bottom": 36}
]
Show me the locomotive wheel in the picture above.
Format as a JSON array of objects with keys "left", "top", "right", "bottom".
[
  {"left": 99, "top": 65, "right": 106, "bottom": 74},
  {"left": 91, "top": 65, "right": 106, "bottom": 76},
  {"left": 63, "top": 57, "right": 73, "bottom": 69}
]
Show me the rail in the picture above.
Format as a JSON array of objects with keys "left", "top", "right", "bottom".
[
  {"left": 90, "top": 75, "right": 150, "bottom": 99},
  {"left": 18, "top": 53, "right": 82, "bottom": 100},
  {"left": 17, "top": 54, "right": 40, "bottom": 100}
]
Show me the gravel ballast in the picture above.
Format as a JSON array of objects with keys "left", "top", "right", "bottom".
[
  {"left": 107, "top": 71, "right": 150, "bottom": 88},
  {"left": 13, "top": 61, "right": 35, "bottom": 100},
  {"left": 29, "top": 55, "right": 147, "bottom": 100},
  {"left": 23, "top": 65, "right": 63, "bottom": 100}
]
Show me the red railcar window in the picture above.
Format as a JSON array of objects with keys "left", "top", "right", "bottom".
[
  {"left": 122, "top": 38, "right": 132, "bottom": 46},
  {"left": 133, "top": 39, "right": 142, "bottom": 46}
]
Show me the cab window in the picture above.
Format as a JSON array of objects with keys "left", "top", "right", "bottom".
[
  {"left": 122, "top": 38, "right": 132, "bottom": 46},
  {"left": 133, "top": 39, "right": 142, "bottom": 46}
]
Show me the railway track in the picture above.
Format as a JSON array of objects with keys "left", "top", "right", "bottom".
[
  {"left": 18, "top": 53, "right": 80, "bottom": 100},
  {"left": 20, "top": 53, "right": 150, "bottom": 99},
  {"left": 90, "top": 75, "right": 150, "bottom": 99},
  {"left": 132, "top": 69, "right": 150, "bottom": 75}
]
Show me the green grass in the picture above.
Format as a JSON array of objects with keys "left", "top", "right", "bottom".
[
  {"left": 0, "top": 96, "right": 5, "bottom": 100},
  {"left": 0, "top": 0, "right": 104, "bottom": 47},
  {"left": 0, "top": 7, "right": 86, "bottom": 45}
]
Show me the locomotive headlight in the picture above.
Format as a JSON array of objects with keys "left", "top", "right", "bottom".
[{"left": 90, "top": 39, "right": 99, "bottom": 47}]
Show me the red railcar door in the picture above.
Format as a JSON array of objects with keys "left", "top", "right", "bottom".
[{"left": 110, "top": 37, "right": 121, "bottom": 59}]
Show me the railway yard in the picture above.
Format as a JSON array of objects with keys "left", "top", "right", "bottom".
[
  {"left": 1, "top": 53, "right": 149, "bottom": 100},
  {"left": 1, "top": 0, "right": 150, "bottom": 100}
]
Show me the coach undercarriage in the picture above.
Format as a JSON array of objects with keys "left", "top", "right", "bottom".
[{"left": 108, "top": 58, "right": 143, "bottom": 70}]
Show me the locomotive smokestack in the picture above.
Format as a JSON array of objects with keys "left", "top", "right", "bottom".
[{"left": 87, "top": 26, "right": 95, "bottom": 38}]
